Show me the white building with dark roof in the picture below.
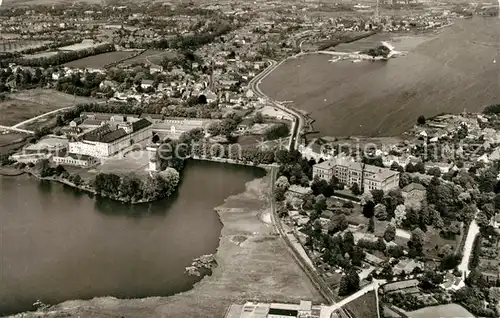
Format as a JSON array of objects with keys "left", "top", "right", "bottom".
[
  {"left": 313, "top": 158, "right": 399, "bottom": 192},
  {"left": 68, "top": 118, "right": 152, "bottom": 158}
]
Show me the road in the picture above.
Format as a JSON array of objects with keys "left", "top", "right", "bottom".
[
  {"left": 270, "top": 166, "right": 383, "bottom": 318},
  {"left": 12, "top": 106, "right": 74, "bottom": 129},
  {"left": 0, "top": 125, "right": 34, "bottom": 134},
  {"left": 248, "top": 59, "right": 303, "bottom": 151},
  {"left": 458, "top": 218, "right": 480, "bottom": 279}
]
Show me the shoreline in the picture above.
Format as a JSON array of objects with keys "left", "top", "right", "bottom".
[{"left": 5, "top": 169, "right": 323, "bottom": 318}]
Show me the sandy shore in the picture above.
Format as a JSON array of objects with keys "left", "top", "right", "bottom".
[{"left": 6, "top": 171, "right": 323, "bottom": 318}]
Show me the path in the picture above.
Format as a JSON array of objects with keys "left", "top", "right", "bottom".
[
  {"left": 0, "top": 125, "right": 34, "bottom": 134},
  {"left": 458, "top": 218, "right": 480, "bottom": 279},
  {"left": 12, "top": 106, "right": 73, "bottom": 129}
]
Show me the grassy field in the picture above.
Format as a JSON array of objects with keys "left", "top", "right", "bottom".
[
  {"left": 0, "top": 89, "right": 94, "bottom": 127},
  {"left": 64, "top": 51, "right": 139, "bottom": 68},
  {"left": 9, "top": 89, "right": 95, "bottom": 108},
  {"left": 344, "top": 291, "right": 378, "bottom": 318},
  {"left": 407, "top": 304, "right": 474, "bottom": 318},
  {"left": 0, "top": 132, "right": 27, "bottom": 148},
  {"left": 120, "top": 49, "right": 178, "bottom": 66}
]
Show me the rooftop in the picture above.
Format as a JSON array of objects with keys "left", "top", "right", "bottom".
[{"left": 314, "top": 158, "right": 399, "bottom": 181}]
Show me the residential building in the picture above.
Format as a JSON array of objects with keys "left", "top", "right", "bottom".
[{"left": 313, "top": 158, "right": 400, "bottom": 192}]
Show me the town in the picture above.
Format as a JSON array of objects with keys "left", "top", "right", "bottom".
[{"left": 0, "top": 0, "right": 499, "bottom": 318}]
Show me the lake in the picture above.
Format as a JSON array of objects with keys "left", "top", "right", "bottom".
[
  {"left": 262, "top": 17, "right": 500, "bottom": 138},
  {"left": 0, "top": 160, "right": 265, "bottom": 315}
]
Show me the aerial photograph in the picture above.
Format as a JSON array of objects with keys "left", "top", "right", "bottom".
[{"left": 0, "top": 0, "right": 499, "bottom": 317}]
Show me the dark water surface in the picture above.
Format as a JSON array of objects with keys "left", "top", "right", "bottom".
[
  {"left": 262, "top": 17, "right": 500, "bottom": 137},
  {"left": 0, "top": 160, "right": 265, "bottom": 315}
]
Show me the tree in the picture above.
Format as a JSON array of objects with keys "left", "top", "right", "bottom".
[
  {"left": 264, "top": 123, "right": 290, "bottom": 141},
  {"left": 343, "top": 231, "right": 355, "bottom": 254},
  {"left": 408, "top": 228, "right": 425, "bottom": 257},
  {"left": 328, "top": 214, "right": 348, "bottom": 234},
  {"left": 399, "top": 172, "right": 412, "bottom": 188},
  {"left": 311, "top": 177, "right": 334, "bottom": 197},
  {"left": 350, "top": 246, "right": 365, "bottom": 266},
  {"left": 274, "top": 186, "right": 286, "bottom": 202},
  {"left": 427, "top": 167, "right": 441, "bottom": 177},
  {"left": 339, "top": 268, "right": 360, "bottom": 296},
  {"left": 376, "top": 237, "right": 386, "bottom": 251},
  {"left": 54, "top": 164, "right": 66, "bottom": 176},
  {"left": 363, "top": 200, "right": 375, "bottom": 218},
  {"left": 417, "top": 115, "right": 426, "bottom": 125},
  {"left": 371, "top": 189, "right": 384, "bottom": 204},
  {"left": 375, "top": 204, "right": 388, "bottom": 221},
  {"left": 253, "top": 112, "right": 264, "bottom": 124},
  {"left": 383, "top": 189, "right": 405, "bottom": 218},
  {"left": 72, "top": 174, "right": 82, "bottom": 186},
  {"left": 314, "top": 194, "right": 327, "bottom": 213},
  {"left": 276, "top": 176, "right": 290, "bottom": 190},
  {"left": 384, "top": 224, "right": 396, "bottom": 242},
  {"left": 368, "top": 217, "right": 375, "bottom": 233},
  {"left": 394, "top": 204, "right": 407, "bottom": 226},
  {"left": 38, "top": 159, "right": 54, "bottom": 178},
  {"left": 387, "top": 245, "right": 404, "bottom": 258},
  {"left": 350, "top": 182, "right": 361, "bottom": 195},
  {"left": 414, "top": 161, "right": 426, "bottom": 174},
  {"left": 390, "top": 162, "right": 404, "bottom": 173},
  {"left": 405, "top": 163, "right": 416, "bottom": 173}
]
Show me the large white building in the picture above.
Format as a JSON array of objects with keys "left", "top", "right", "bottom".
[
  {"left": 313, "top": 158, "right": 400, "bottom": 192},
  {"left": 68, "top": 118, "right": 152, "bottom": 158}
]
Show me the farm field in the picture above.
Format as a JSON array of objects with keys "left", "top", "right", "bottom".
[
  {"left": 119, "top": 49, "right": 178, "bottom": 66},
  {"left": 64, "top": 51, "right": 139, "bottom": 68},
  {"left": 407, "top": 304, "right": 474, "bottom": 318},
  {"left": 0, "top": 89, "right": 95, "bottom": 127}
]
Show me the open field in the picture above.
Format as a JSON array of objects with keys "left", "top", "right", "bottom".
[
  {"left": 9, "top": 89, "right": 95, "bottom": 108},
  {"left": 119, "top": 49, "right": 178, "bottom": 66},
  {"left": 64, "top": 51, "right": 139, "bottom": 68},
  {"left": 407, "top": 304, "right": 474, "bottom": 318},
  {"left": 7, "top": 172, "right": 324, "bottom": 318},
  {"left": 262, "top": 18, "right": 500, "bottom": 138},
  {"left": 344, "top": 291, "right": 378, "bottom": 318},
  {"left": 0, "top": 132, "right": 27, "bottom": 149},
  {"left": 0, "top": 99, "right": 60, "bottom": 126},
  {"left": 93, "top": 150, "right": 151, "bottom": 177},
  {"left": 0, "top": 90, "right": 94, "bottom": 127}
]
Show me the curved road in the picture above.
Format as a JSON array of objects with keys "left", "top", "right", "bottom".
[{"left": 249, "top": 59, "right": 303, "bottom": 151}]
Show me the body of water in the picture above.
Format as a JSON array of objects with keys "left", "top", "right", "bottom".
[
  {"left": 262, "top": 17, "right": 500, "bottom": 138},
  {"left": 0, "top": 160, "right": 265, "bottom": 315}
]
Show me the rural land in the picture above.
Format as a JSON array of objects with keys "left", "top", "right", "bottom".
[{"left": 0, "top": 0, "right": 499, "bottom": 318}]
